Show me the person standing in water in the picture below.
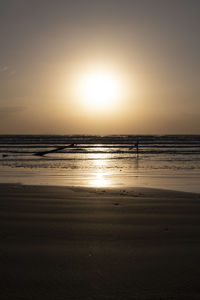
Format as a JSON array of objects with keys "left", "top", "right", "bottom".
[
  {"left": 135, "top": 139, "right": 139, "bottom": 156},
  {"left": 129, "top": 138, "right": 139, "bottom": 157}
]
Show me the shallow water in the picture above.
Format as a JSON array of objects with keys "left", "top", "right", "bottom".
[{"left": 0, "top": 135, "right": 200, "bottom": 193}]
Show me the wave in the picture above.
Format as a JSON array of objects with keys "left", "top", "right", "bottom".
[{"left": 0, "top": 135, "right": 200, "bottom": 157}]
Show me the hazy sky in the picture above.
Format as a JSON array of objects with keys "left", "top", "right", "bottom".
[{"left": 0, "top": 0, "right": 200, "bottom": 134}]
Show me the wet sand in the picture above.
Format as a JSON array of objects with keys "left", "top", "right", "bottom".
[{"left": 1, "top": 184, "right": 200, "bottom": 300}]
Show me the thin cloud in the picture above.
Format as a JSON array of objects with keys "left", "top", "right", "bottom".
[
  {"left": 0, "top": 65, "right": 16, "bottom": 76},
  {"left": 0, "top": 65, "right": 8, "bottom": 72},
  {"left": 9, "top": 70, "right": 16, "bottom": 76}
]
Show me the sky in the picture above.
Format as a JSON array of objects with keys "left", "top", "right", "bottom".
[{"left": 0, "top": 0, "right": 200, "bottom": 134}]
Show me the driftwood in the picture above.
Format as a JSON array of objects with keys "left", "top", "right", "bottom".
[{"left": 34, "top": 144, "right": 75, "bottom": 156}]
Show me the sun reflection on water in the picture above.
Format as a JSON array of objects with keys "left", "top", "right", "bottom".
[{"left": 90, "top": 151, "right": 108, "bottom": 167}]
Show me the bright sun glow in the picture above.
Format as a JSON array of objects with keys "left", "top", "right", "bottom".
[{"left": 76, "top": 70, "right": 124, "bottom": 112}]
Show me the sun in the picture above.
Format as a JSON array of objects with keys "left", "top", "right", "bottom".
[{"left": 75, "top": 69, "right": 123, "bottom": 112}]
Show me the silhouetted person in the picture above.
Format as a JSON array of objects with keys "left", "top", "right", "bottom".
[{"left": 135, "top": 139, "right": 139, "bottom": 156}]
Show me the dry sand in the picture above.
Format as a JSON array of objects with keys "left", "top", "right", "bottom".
[{"left": 1, "top": 184, "right": 200, "bottom": 300}]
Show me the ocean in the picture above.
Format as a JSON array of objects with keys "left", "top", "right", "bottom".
[{"left": 0, "top": 135, "right": 200, "bottom": 193}]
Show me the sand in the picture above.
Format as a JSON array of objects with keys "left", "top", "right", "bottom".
[{"left": 1, "top": 184, "right": 200, "bottom": 300}]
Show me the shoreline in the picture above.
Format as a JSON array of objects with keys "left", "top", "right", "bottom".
[
  {"left": 1, "top": 182, "right": 200, "bottom": 196},
  {"left": 1, "top": 184, "right": 200, "bottom": 299}
]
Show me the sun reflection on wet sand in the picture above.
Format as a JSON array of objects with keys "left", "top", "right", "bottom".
[
  {"left": 88, "top": 151, "right": 112, "bottom": 187},
  {"left": 88, "top": 151, "right": 140, "bottom": 187},
  {"left": 89, "top": 171, "right": 112, "bottom": 187}
]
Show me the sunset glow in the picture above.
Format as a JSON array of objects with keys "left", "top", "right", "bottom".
[{"left": 0, "top": 1, "right": 199, "bottom": 135}]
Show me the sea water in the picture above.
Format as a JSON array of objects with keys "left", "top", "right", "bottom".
[{"left": 0, "top": 135, "right": 200, "bottom": 193}]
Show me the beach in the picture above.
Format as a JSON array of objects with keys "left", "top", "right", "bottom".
[{"left": 1, "top": 184, "right": 200, "bottom": 299}]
